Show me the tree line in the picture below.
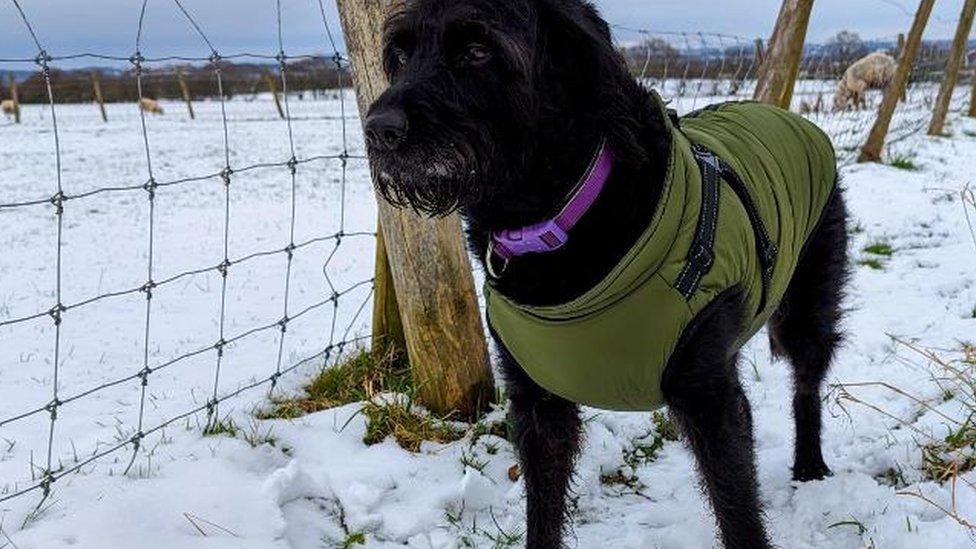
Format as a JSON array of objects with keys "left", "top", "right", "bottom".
[{"left": 0, "top": 56, "right": 348, "bottom": 104}]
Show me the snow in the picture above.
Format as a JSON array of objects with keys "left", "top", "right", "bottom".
[{"left": 3, "top": 92, "right": 976, "bottom": 548}]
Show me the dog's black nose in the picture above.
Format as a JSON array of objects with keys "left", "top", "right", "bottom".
[{"left": 365, "top": 108, "right": 408, "bottom": 151}]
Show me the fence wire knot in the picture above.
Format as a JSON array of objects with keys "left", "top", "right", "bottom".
[
  {"left": 48, "top": 303, "right": 66, "bottom": 326},
  {"left": 143, "top": 178, "right": 158, "bottom": 200},
  {"left": 44, "top": 398, "right": 61, "bottom": 419},
  {"left": 50, "top": 191, "right": 65, "bottom": 216},
  {"left": 217, "top": 259, "right": 231, "bottom": 278}
]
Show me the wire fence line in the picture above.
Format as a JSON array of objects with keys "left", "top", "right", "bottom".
[
  {"left": 0, "top": 0, "right": 374, "bottom": 514},
  {"left": 614, "top": 26, "right": 974, "bottom": 164}
]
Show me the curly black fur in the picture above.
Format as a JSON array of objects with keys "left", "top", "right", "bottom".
[{"left": 365, "top": 1, "right": 850, "bottom": 548}]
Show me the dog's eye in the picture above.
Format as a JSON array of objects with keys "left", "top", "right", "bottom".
[
  {"left": 391, "top": 46, "right": 409, "bottom": 68},
  {"left": 457, "top": 43, "right": 491, "bottom": 67}
]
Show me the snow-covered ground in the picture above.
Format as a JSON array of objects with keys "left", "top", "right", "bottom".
[{"left": 3, "top": 92, "right": 976, "bottom": 548}]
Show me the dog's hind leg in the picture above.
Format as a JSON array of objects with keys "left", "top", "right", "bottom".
[
  {"left": 662, "top": 288, "right": 771, "bottom": 549},
  {"left": 768, "top": 188, "right": 849, "bottom": 482},
  {"left": 494, "top": 334, "right": 582, "bottom": 549}
]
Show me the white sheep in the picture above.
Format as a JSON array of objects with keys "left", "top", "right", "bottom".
[
  {"left": 833, "top": 52, "right": 897, "bottom": 112},
  {"left": 139, "top": 97, "right": 165, "bottom": 115},
  {"left": 1, "top": 99, "right": 16, "bottom": 118}
]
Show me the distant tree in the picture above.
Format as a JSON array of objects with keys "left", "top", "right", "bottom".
[
  {"left": 620, "top": 38, "right": 680, "bottom": 76},
  {"left": 828, "top": 30, "right": 869, "bottom": 65}
]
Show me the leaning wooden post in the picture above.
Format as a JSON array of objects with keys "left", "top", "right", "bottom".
[
  {"left": 8, "top": 73, "right": 20, "bottom": 124},
  {"left": 371, "top": 215, "right": 406, "bottom": 358},
  {"left": 970, "top": 55, "right": 976, "bottom": 117},
  {"left": 176, "top": 69, "right": 196, "bottom": 120},
  {"left": 91, "top": 72, "right": 108, "bottom": 123},
  {"left": 859, "top": 0, "right": 935, "bottom": 162},
  {"left": 929, "top": 0, "right": 976, "bottom": 135},
  {"left": 263, "top": 71, "right": 285, "bottom": 119},
  {"left": 336, "top": 0, "right": 494, "bottom": 418},
  {"left": 754, "top": 38, "right": 766, "bottom": 72},
  {"left": 754, "top": 0, "right": 815, "bottom": 109}
]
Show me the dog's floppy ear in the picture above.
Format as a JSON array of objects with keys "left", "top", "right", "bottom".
[
  {"left": 535, "top": 0, "right": 614, "bottom": 50},
  {"left": 533, "top": 0, "right": 626, "bottom": 96}
]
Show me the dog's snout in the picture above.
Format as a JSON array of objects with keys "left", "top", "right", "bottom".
[{"left": 365, "top": 108, "right": 409, "bottom": 151}]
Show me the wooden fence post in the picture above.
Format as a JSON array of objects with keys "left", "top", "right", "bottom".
[
  {"left": 8, "top": 73, "right": 20, "bottom": 124},
  {"left": 336, "top": 0, "right": 494, "bottom": 418},
  {"left": 754, "top": 38, "right": 766, "bottom": 71},
  {"left": 929, "top": 0, "right": 976, "bottom": 135},
  {"left": 970, "top": 54, "right": 976, "bottom": 117},
  {"left": 177, "top": 69, "right": 196, "bottom": 120},
  {"left": 264, "top": 71, "right": 285, "bottom": 119},
  {"left": 859, "top": 0, "right": 935, "bottom": 162},
  {"left": 92, "top": 72, "right": 108, "bottom": 123},
  {"left": 754, "top": 0, "right": 815, "bottom": 109}
]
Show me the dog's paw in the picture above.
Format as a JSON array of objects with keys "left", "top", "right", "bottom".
[{"left": 792, "top": 460, "right": 832, "bottom": 482}]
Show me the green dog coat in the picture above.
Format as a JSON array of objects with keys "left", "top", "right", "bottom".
[{"left": 485, "top": 96, "right": 837, "bottom": 411}]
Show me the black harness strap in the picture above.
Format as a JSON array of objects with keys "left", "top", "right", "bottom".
[
  {"left": 715, "top": 155, "right": 779, "bottom": 311},
  {"left": 675, "top": 143, "right": 779, "bottom": 309},
  {"left": 675, "top": 145, "right": 721, "bottom": 299}
]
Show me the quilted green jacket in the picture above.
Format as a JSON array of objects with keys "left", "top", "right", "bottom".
[{"left": 486, "top": 97, "right": 837, "bottom": 411}]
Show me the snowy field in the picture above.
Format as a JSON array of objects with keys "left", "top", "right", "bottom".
[{"left": 3, "top": 91, "right": 976, "bottom": 549}]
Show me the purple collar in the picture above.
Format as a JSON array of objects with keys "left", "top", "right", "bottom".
[{"left": 487, "top": 139, "right": 615, "bottom": 278}]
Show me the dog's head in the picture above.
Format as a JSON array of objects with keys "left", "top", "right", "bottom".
[{"left": 365, "top": 0, "right": 633, "bottom": 218}]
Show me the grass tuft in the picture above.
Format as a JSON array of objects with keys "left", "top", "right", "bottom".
[
  {"left": 921, "top": 415, "right": 976, "bottom": 483},
  {"left": 361, "top": 397, "right": 464, "bottom": 452},
  {"left": 257, "top": 347, "right": 410, "bottom": 420},
  {"left": 858, "top": 258, "right": 885, "bottom": 270},
  {"left": 601, "top": 410, "right": 680, "bottom": 489},
  {"left": 888, "top": 155, "right": 919, "bottom": 171},
  {"left": 863, "top": 241, "right": 894, "bottom": 257}
]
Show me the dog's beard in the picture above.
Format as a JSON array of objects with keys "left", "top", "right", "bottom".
[{"left": 371, "top": 141, "right": 486, "bottom": 217}]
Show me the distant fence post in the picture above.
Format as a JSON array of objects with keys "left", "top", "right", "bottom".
[
  {"left": 754, "top": 0, "right": 815, "bottom": 109},
  {"left": 263, "top": 71, "right": 285, "bottom": 119},
  {"left": 336, "top": 0, "right": 495, "bottom": 418},
  {"left": 928, "top": 0, "right": 976, "bottom": 136},
  {"left": 7, "top": 73, "right": 20, "bottom": 124},
  {"left": 754, "top": 38, "right": 766, "bottom": 70},
  {"left": 177, "top": 69, "right": 196, "bottom": 120},
  {"left": 859, "top": 0, "right": 935, "bottom": 163},
  {"left": 92, "top": 72, "right": 108, "bottom": 123}
]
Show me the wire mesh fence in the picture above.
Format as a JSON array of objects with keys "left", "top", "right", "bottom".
[
  {"left": 0, "top": 0, "right": 374, "bottom": 518},
  {"left": 613, "top": 26, "right": 974, "bottom": 164}
]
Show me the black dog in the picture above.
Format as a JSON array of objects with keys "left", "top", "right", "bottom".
[{"left": 364, "top": 1, "right": 849, "bottom": 547}]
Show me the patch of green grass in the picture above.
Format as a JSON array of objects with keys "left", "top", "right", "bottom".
[
  {"left": 361, "top": 397, "right": 465, "bottom": 452},
  {"left": 921, "top": 415, "right": 976, "bottom": 483},
  {"left": 602, "top": 411, "right": 680, "bottom": 488},
  {"left": 888, "top": 155, "right": 918, "bottom": 171},
  {"left": 257, "top": 347, "right": 411, "bottom": 420},
  {"left": 857, "top": 258, "right": 885, "bottom": 270},
  {"left": 341, "top": 532, "right": 366, "bottom": 548},
  {"left": 203, "top": 416, "right": 239, "bottom": 438},
  {"left": 863, "top": 241, "right": 894, "bottom": 256}
]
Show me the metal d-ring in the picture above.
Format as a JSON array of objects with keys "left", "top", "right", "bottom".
[{"left": 485, "top": 241, "right": 509, "bottom": 279}]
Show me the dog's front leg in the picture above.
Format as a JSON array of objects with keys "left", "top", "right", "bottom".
[
  {"left": 494, "top": 333, "right": 582, "bottom": 549},
  {"left": 661, "top": 289, "right": 771, "bottom": 549}
]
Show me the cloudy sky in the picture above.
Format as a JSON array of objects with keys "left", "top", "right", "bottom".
[{"left": 0, "top": 0, "right": 969, "bottom": 68}]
